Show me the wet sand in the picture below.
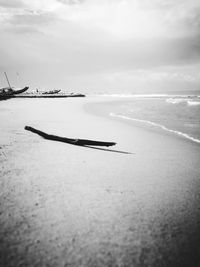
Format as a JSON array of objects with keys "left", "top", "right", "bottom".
[{"left": 0, "top": 97, "right": 200, "bottom": 267}]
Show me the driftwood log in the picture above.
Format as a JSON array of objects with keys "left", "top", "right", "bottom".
[{"left": 25, "top": 126, "right": 116, "bottom": 147}]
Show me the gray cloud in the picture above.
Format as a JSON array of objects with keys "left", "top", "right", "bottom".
[
  {"left": 9, "top": 12, "right": 56, "bottom": 26},
  {"left": 182, "top": 8, "right": 200, "bottom": 31},
  {"left": 1, "top": 19, "right": 200, "bottom": 75},
  {"left": 0, "top": 0, "right": 200, "bottom": 92},
  {"left": 6, "top": 25, "right": 44, "bottom": 34},
  {"left": 139, "top": 0, "right": 200, "bottom": 35},
  {"left": 57, "top": 0, "right": 84, "bottom": 5},
  {"left": 0, "top": 0, "right": 25, "bottom": 8},
  {"left": 2, "top": 11, "right": 57, "bottom": 34}
]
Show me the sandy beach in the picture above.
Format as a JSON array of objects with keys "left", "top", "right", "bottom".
[{"left": 0, "top": 96, "right": 200, "bottom": 267}]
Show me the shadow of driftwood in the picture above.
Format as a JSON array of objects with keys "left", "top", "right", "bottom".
[
  {"left": 83, "top": 145, "right": 133, "bottom": 154},
  {"left": 25, "top": 126, "right": 132, "bottom": 154}
]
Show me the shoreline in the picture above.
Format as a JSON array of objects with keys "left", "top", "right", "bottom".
[
  {"left": 0, "top": 97, "right": 200, "bottom": 266},
  {"left": 84, "top": 96, "right": 200, "bottom": 147}
]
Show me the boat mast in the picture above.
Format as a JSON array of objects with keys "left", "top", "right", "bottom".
[{"left": 4, "top": 72, "right": 12, "bottom": 88}]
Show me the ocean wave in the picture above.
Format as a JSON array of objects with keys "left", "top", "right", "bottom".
[
  {"left": 100, "top": 94, "right": 140, "bottom": 97},
  {"left": 110, "top": 113, "right": 200, "bottom": 144},
  {"left": 101, "top": 94, "right": 171, "bottom": 98},
  {"left": 166, "top": 98, "right": 186, "bottom": 104},
  {"left": 166, "top": 98, "right": 200, "bottom": 106},
  {"left": 99, "top": 94, "right": 200, "bottom": 98},
  {"left": 187, "top": 101, "right": 200, "bottom": 106}
]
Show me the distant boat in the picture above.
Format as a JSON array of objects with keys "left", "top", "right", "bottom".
[
  {"left": 42, "top": 89, "right": 61, "bottom": 95},
  {"left": 0, "top": 86, "right": 29, "bottom": 100},
  {"left": 0, "top": 86, "right": 29, "bottom": 95},
  {"left": 0, "top": 94, "right": 11, "bottom": 101},
  {"left": 0, "top": 72, "right": 29, "bottom": 99}
]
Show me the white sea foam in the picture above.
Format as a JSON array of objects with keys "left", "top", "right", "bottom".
[
  {"left": 166, "top": 98, "right": 186, "bottom": 104},
  {"left": 99, "top": 94, "right": 200, "bottom": 99},
  {"left": 100, "top": 94, "right": 139, "bottom": 97},
  {"left": 187, "top": 101, "right": 200, "bottom": 106},
  {"left": 100, "top": 94, "right": 173, "bottom": 98},
  {"left": 166, "top": 98, "right": 200, "bottom": 106},
  {"left": 110, "top": 113, "right": 200, "bottom": 144}
]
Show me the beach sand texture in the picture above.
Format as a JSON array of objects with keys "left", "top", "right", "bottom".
[{"left": 0, "top": 97, "right": 200, "bottom": 267}]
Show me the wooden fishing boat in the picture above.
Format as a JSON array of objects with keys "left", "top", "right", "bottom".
[
  {"left": 0, "top": 72, "right": 29, "bottom": 99},
  {"left": 0, "top": 86, "right": 29, "bottom": 97},
  {"left": 0, "top": 95, "right": 11, "bottom": 101},
  {"left": 12, "top": 86, "right": 29, "bottom": 95},
  {"left": 42, "top": 89, "right": 61, "bottom": 95}
]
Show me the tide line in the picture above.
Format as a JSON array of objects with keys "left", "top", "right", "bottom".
[{"left": 110, "top": 113, "right": 200, "bottom": 144}]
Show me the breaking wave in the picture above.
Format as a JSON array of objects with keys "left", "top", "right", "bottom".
[
  {"left": 100, "top": 94, "right": 170, "bottom": 98},
  {"left": 187, "top": 101, "right": 200, "bottom": 106},
  {"left": 166, "top": 98, "right": 200, "bottom": 106},
  {"left": 110, "top": 113, "right": 200, "bottom": 144},
  {"left": 99, "top": 94, "right": 200, "bottom": 99}
]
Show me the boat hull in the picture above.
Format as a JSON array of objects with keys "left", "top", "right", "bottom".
[
  {"left": 12, "top": 87, "right": 29, "bottom": 95},
  {"left": 42, "top": 90, "right": 61, "bottom": 95},
  {"left": 0, "top": 86, "right": 29, "bottom": 98}
]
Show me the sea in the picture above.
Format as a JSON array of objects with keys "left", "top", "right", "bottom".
[{"left": 97, "top": 94, "right": 200, "bottom": 144}]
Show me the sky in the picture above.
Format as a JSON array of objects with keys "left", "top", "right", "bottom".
[{"left": 0, "top": 0, "right": 200, "bottom": 93}]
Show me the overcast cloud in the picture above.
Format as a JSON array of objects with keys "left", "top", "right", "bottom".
[{"left": 0, "top": 0, "right": 200, "bottom": 93}]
